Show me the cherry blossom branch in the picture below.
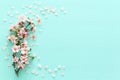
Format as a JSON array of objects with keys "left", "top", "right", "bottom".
[{"left": 8, "top": 15, "right": 37, "bottom": 76}]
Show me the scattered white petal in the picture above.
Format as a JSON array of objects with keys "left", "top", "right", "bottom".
[
  {"left": 33, "top": 53, "right": 36, "bottom": 57},
  {"left": 31, "top": 70, "right": 36, "bottom": 74},
  {"left": 60, "top": 7, "right": 65, "bottom": 11},
  {"left": 51, "top": 74, "right": 56, "bottom": 78},
  {"left": 48, "top": 69, "right": 52, "bottom": 73},
  {"left": 5, "top": 43, "right": 8, "bottom": 46},
  {"left": 54, "top": 12, "right": 58, "bottom": 16},
  {"left": 54, "top": 68, "right": 58, "bottom": 72},
  {"left": 57, "top": 65, "right": 62, "bottom": 69},
  {"left": 25, "top": 70, "right": 29, "bottom": 73},
  {"left": 38, "top": 64, "right": 42, "bottom": 69},
  {"left": 41, "top": 74, "right": 45, "bottom": 78},
  {"left": 28, "top": 5, "right": 32, "bottom": 9},
  {"left": 15, "top": 11, "right": 19, "bottom": 14},
  {"left": 3, "top": 19, "right": 7, "bottom": 22},
  {"left": 61, "top": 72, "right": 65, "bottom": 76},
  {"left": 34, "top": 6, "right": 38, "bottom": 9},
  {"left": 51, "top": 8, "right": 56, "bottom": 13},
  {"left": 35, "top": 43, "right": 39, "bottom": 46},
  {"left": 11, "top": 6, "right": 15, "bottom": 10},
  {"left": 41, "top": 12, "right": 45, "bottom": 15},
  {"left": 28, "top": 10, "right": 32, "bottom": 14},
  {"left": 2, "top": 47, "right": 6, "bottom": 50},
  {"left": 39, "top": 29, "right": 43, "bottom": 32},
  {"left": 7, "top": 11, "right": 10, "bottom": 16},
  {"left": 44, "top": 65, "right": 49, "bottom": 70},
  {"left": 61, "top": 65, "right": 66, "bottom": 70},
  {"left": 44, "top": 7, "right": 48, "bottom": 10},
  {"left": 6, "top": 53, "right": 10, "bottom": 56},
  {"left": 22, "top": 6, "right": 25, "bottom": 9},
  {"left": 8, "top": 64, "right": 12, "bottom": 67},
  {"left": 64, "top": 10, "right": 68, "bottom": 14},
  {"left": 24, "top": 12, "right": 27, "bottom": 15},
  {"left": 30, "top": 43, "right": 34, "bottom": 46},
  {"left": 40, "top": 8, "right": 44, "bottom": 11},
  {"left": 47, "top": 9, "right": 51, "bottom": 13},
  {"left": 10, "top": 14, "right": 13, "bottom": 17},
  {"left": 5, "top": 56, "right": 9, "bottom": 60},
  {"left": 37, "top": 57, "right": 40, "bottom": 61}
]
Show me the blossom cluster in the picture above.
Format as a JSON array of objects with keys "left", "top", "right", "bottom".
[{"left": 8, "top": 15, "right": 37, "bottom": 75}]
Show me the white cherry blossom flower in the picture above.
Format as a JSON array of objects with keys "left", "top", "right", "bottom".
[
  {"left": 18, "top": 28, "right": 28, "bottom": 38},
  {"left": 20, "top": 56, "right": 29, "bottom": 64},
  {"left": 17, "top": 61, "right": 25, "bottom": 69},
  {"left": 10, "top": 24, "right": 18, "bottom": 31},
  {"left": 21, "top": 41, "right": 28, "bottom": 47},
  {"left": 8, "top": 35, "right": 16, "bottom": 42},
  {"left": 18, "top": 14, "right": 27, "bottom": 22},
  {"left": 13, "top": 57, "right": 19, "bottom": 62},
  {"left": 21, "top": 47, "right": 30, "bottom": 54},
  {"left": 12, "top": 45, "right": 20, "bottom": 53}
]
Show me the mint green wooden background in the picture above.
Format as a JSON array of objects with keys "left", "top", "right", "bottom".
[{"left": 0, "top": 0, "right": 120, "bottom": 80}]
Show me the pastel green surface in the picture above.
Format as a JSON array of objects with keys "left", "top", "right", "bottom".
[{"left": 0, "top": 0, "right": 120, "bottom": 80}]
